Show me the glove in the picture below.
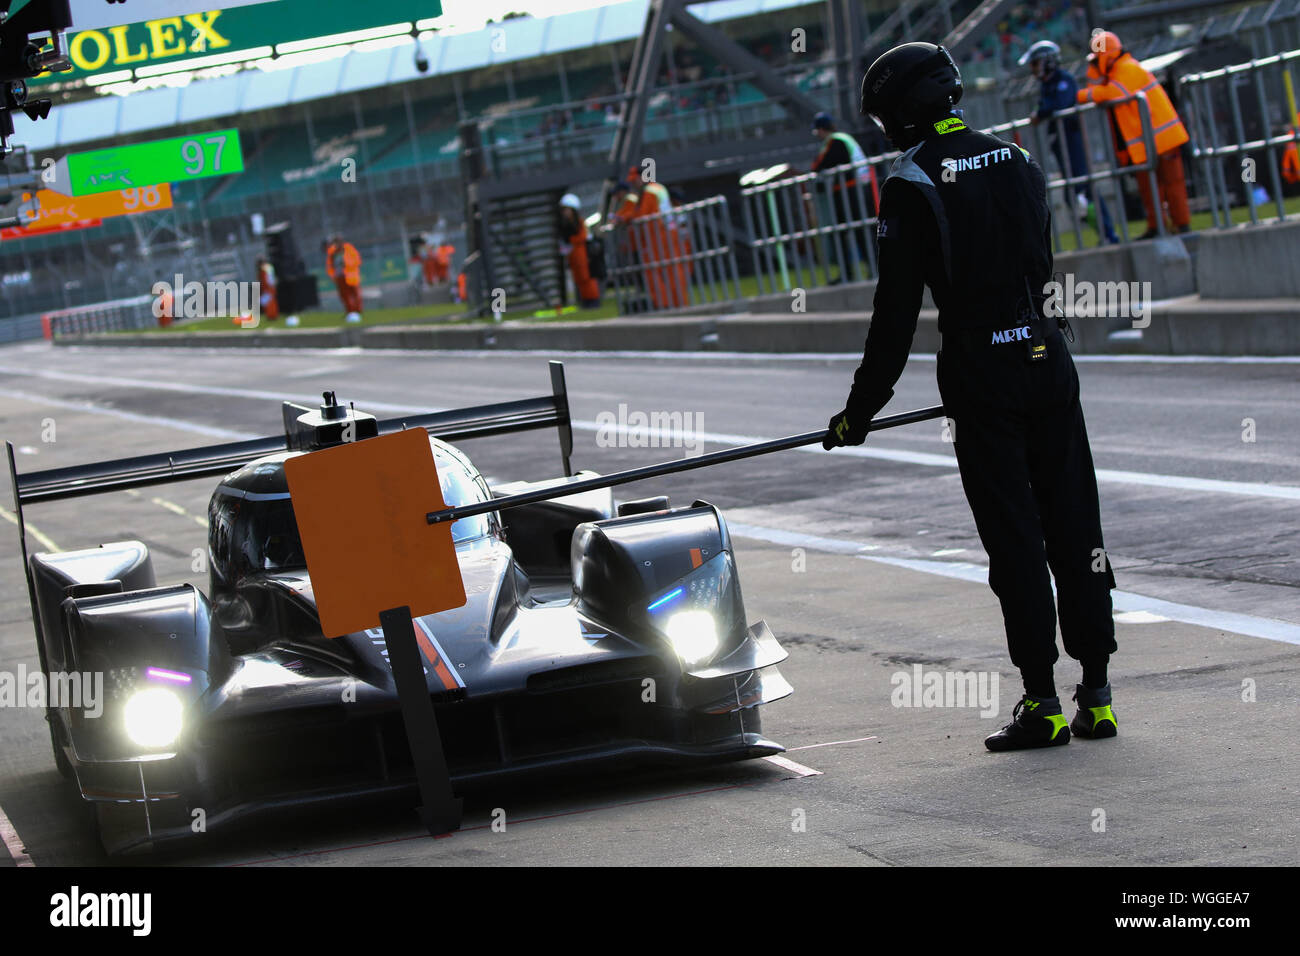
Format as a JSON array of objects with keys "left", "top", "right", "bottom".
[{"left": 822, "top": 408, "right": 869, "bottom": 450}]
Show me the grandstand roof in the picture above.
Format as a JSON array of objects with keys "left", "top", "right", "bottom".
[{"left": 13, "top": 0, "right": 816, "bottom": 152}]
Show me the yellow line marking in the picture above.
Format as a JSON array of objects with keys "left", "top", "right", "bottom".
[
  {"left": 150, "top": 496, "right": 208, "bottom": 527},
  {"left": 0, "top": 505, "right": 60, "bottom": 553},
  {"left": 131, "top": 489, "right": 206, "bottom": 527}
]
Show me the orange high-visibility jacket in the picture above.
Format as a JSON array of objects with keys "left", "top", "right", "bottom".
[
  {"left": 613, "top": 190, "right": 640, "bottom": 224},
  {"left": 564, "top": 219, "right": 600, "bottom": 302},
  {"left": 326, "top": 241, "right": 362, "bottom": 286},
  {"left": 626, "top": 181, "right": 691, "bottom": 309},
  {"left": 1283, "top": 113, "right": 1300, "bottom": 185},
  {"left": 1078, "top": 52, "right": 1187, "bottom": 164},
  {"left": 635, "top": 182, "right": 670, "bottom": 217}
]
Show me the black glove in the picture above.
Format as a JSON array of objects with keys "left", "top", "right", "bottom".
[{"left": 822, "top": 408, "right": 869, "bottom": 450}]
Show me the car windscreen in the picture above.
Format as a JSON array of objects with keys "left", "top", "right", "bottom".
[
  {"left": 209, "top": 447, "right": 492, "bottom": 584},
  {"left": 435, "top": 451, "right": 492, "bottom": 543},
  {"left": 209, "top": 493, "right": 306, "bottom": 581}
]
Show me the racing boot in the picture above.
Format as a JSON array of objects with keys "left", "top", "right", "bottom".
[
  {"left": 1070, "top": 682, "right": 1117, "bottom": 739},
  {"left": 984, "top": 695, "right": 1070, "bottom": 752}
]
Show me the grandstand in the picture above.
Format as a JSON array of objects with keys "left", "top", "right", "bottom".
[
  {"left": 1, "top": 0, "right": 845, "bottom": 315},
  {"left": 2, "top": 0, "right": 1298, "bottom": 322}
]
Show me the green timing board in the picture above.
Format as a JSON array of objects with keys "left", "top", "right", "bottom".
[{"left": 56, "top": 128, "right": 244, "bottom": 196}]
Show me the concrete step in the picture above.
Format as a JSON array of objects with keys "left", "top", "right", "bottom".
[{"left": 63, "top": 294, "right": 1300, "bottom": 356}]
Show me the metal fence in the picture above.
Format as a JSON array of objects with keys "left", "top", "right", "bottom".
[
  {"left": 0, "top": 312, "right": 47, "bottom": 343},
  {"left": 601, "top": 194, "right": 741, "bottom": 315},
  {"left": 1180, "top": 48, "right": 1300, "bottom": 228},
  {"left": 42, "top": 295, "right": 156, "bottom": 338},
  {"left": 738, "top": 93, "right": 1167, "bottom": 296},
  {"left": 985, "top": 93, "right": 1167, "bottom": 245},
  {"left": 740, "top": 159, "right": 881, "bottom": 295}
]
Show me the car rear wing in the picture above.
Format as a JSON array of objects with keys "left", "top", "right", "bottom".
[
  {"left": 6, "top": 361, "right": 574, "bottom": 654},
  {"left": 7, "top": 360, "right": 574, "bottom": 510}
]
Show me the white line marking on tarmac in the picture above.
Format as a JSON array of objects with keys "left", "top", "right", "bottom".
[
  {"left": 0, "top": 386, "right": 257, "bottom": 440},
  {"left": 283, "top": 365, "right": 351, "bottom": 378},
  {"left": 0, "top": 804, "right": 34, "bottom": 867},
  {"left": 730, "top": 522, "right": 1300, "bottom": 646},
  {"left": 763, "top": 755, "right": 823, "bottom": 777},
  {"left": 46, "top": 346, "right": 1300, "bottom": 364},
  {"left": 578, "top": 420, "right": 1300, "bottom": 501},
  {"left": 788, "top": 736, "right": 879, "bottom": 752},
  {"left": 723, "top": 524, "right": 881, "bottom": 555},
  {"left": 1114, "top": 610, "right": 1170, "bottom": 624},
  {"left": 0, "top": 505, "right": 59, "bottom": 552},
  {"left": 0, "top": 368, "right": 423, "bottom": 415},
  {"left": 5, "top": 366, "right": 1298, "bottom": 501}
]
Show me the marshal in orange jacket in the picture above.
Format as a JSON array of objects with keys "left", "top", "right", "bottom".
[
  {"left": 1282, "top": 113, "right": 1300, "bottom": 185},
  {"left": 326, "top": 240, "right": 362, "bottom": 286},
  {"left": 1077, "top": 44, "right": 1187, "bottom": 165}
]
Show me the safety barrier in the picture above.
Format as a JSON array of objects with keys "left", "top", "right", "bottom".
[
  {"left": 1179, "top": 49, "right": 1300, "bottom": 228},
  {"left": 740, "top": 158, "right": 883, "bottom": 295},
  {"left": 739, "top": 94, "right": 1164, "bottom": 299},
  {"left": 42, "top": 295, "right": 157, "bottom": 338},
  {"left": 985, "top": 93, "right": 1165, "bottom": 246},
  {"left": 600, "top": 194, "right": 741, "bottom": 315}
]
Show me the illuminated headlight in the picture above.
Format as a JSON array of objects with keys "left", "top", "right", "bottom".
[
  {"left": 665, "top": 610, "right": 719, "bottom": 666},
  {"left": 643, "top": 551, "right": 739, "bottom": 667},
  {"left": 123, "top": 688, "right": 184, "bottom": 749}
]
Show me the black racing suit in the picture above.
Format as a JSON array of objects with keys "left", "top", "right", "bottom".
[{"left": 844, "top": 116, "right": 1116, "bottom": 688}]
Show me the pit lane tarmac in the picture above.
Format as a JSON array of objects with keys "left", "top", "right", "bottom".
[{"left": 1, "top": 342, "right": 1296, "bottom": 866}]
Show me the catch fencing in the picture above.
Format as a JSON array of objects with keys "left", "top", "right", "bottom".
[
  {"left": 740, "top": 159, "right": 882, "bottom": 295},
  {"left": 738, "top": 94, "right": 1167, "bottom": 296},
  {"left": 1180, "top": 48, "right": 1300, "bottom": 227},
  {"left": 986, "top": 93, "right": 1166, "bottom": 246}
]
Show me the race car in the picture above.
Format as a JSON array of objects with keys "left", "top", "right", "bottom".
[{"left": 7, "top": 362, "right": 791, "bottom": 854}]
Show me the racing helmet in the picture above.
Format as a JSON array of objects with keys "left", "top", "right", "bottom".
[
  {"left": 1018, "top": 40, "right": 1061, "bottom": 75},
  {"left": 860, "top": 42, "right": 963, "bottom": 149}
]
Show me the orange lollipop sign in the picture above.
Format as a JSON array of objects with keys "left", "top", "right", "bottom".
[{"left": 283, "top": 427, "right": 466, "bottom": 639}]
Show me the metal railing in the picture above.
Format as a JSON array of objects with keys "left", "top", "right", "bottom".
[
  {"left": 43, "top": 295, "right": 156, "bottom": 338},
  {"left": 741, "top": 158, "right": 883, "bottom": 294},
  {"left": 600, "top": 194, "right": 741, "bottom": 315},
  {"left": 985, "top": 93, "right": 1166, "bottom": 245},
  {"left": 1180, "top": 48, "right": 1300, "bottom": 228},
  {"left": 739, "top": 94, "right": 1167, "bottom": 297}
]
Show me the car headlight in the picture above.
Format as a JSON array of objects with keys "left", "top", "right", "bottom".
[
  {"left": 664, "top": 610, "right": 719, "bottom": 666},
  {"left": 642, "top": 551, "right": 741, "bottom": 667},
  {"left": 123, "top": 687, "right": 184, "bottom": 749}
]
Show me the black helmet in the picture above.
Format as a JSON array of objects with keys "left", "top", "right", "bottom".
[{"left": 860, "top": 42, "right": 963, "bottom": 148}]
